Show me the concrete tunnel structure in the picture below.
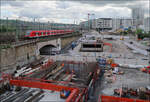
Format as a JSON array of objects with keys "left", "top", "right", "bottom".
[{"left": 39, "top": 44, "right": 57, "bottom": 55}]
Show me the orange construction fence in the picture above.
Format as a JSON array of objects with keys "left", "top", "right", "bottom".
[
  {"left": 10, "top": 79, "right": 76, "bottom": 92},
  {"left": 10, "top": 79, "right": 81, "bottom": 102},
  {"left": 99, "top": 95, "right": 149, "bottom": 102},
  {"left": 9, "top": 77, "right": 91, "bottom": 102}
]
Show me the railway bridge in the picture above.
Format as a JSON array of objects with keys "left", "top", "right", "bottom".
[{"left": 0, "top": 33, "right": 81, "bottom": 73}]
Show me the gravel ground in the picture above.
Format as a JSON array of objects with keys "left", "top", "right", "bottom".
[{"left": 99, "top": 68, "right": 150, "bottom": 96}]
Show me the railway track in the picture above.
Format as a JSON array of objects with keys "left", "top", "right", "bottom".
[
  {"left": 26, "top": 90, "right": 44, "bottom": 102},
  {"left": 13, "top": 90, "right": 35, "bottom": 102},
  {"left": 1, "top": 88, "right": 30, "bottom": 102}
]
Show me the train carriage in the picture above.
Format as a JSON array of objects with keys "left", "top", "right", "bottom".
[{"left": 25, "top": 30, "right": 74, "bottom": 38}]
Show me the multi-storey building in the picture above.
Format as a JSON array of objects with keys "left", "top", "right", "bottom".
[
  {"left": 144, "top": 17, "right": 150, "bottom": 33},
  {"left": 92, "top": 18, "right": 113, "bottom": 31},
  {"left": 132, "top": 8, "right": 144, "bottom": 26},
  {"left": 112, "top": 18, "right": 134, "bottom": 31}
]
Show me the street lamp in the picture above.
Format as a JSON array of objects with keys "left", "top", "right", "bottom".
[
  {"left": 87, "top": 13, "right": 95, "bottom": 31},
  {"left": 15, "top": 17, "right": 20, "bottom": 42},
  {"left": 3, "top": 16, "right": 9, "bottom": 35},
  {"left": 91, "top": 13, "right": 95, "bottom": 30},
  {"left": 6, "top": 17, "right": 8, "bottom": 35},
  {"left": 79, "top": 20, "right": 84, "bottom": 33},
  {"left": 18, "top": 16, "right": 23, "bottom": 38},
  {"left": 88, "top": 13, "right": 90, "bottom": 31},
  {"left": 37, "top": 18, "right": 40, "bottom": 30}
]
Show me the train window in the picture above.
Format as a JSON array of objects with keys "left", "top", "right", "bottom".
[
  {"left": 32, "top": 32, "right": 35, "bottom": 35},
  {"left": 27, "top": 31, "right": 30, "bottom": 35},
  {"left": 36, "top": 32, "right": 39, "bottom": 35}
]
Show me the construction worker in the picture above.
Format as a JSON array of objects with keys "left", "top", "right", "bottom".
[{"left": 71, "top": 42, "right": 75, "bottom": 50}]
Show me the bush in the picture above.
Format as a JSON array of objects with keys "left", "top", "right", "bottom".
[
  {"left": 135, "top": 29, "right": 150, "bottom": 39},
  {"left": 138, "top": 33, "right": 150, "bottom": 39},
  {"left": 0, "top": 25, "right": 7, "bottom": 32},
  {"left": 0, "top": 25, "right": 16, "bottom": 32}
]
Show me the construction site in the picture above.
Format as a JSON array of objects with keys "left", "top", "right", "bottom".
[{"left": 0, "top": 30, "right": 149, "bottom": 102}]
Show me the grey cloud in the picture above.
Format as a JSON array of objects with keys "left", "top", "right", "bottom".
[
  {"left": 76, "top": 0, "right": 138, "bottom": 7},
  {"left": 77, "top": 0, "right": 148, "bottom": 10},
  {"left": 56, "top": 1, "right": 70, "bottom": 9},
  {"left": 1, "top": 1, "right": 26, "bottom": 7},
  {"left": 76, "top": 0, "right": 149, "bottom": 17},
  {"left": 1, "top": 0, "right": 149, "bottom": 23},
  {"left": 19, "top": 6, "right": 51, "bottom": 18},
  {"left": 90, "top": 7, "right": 131, "bottom": 18}
]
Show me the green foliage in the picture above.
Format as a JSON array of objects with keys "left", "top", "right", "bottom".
[
  {"left": 120, "top": 31, "right": 128, "bottom": 35},
  {"left": 136, "top": 29, "right": 143, "bottom": 35},
  {"left": 127, "top": 28, "right": 132, "bottom": 34},
  {"left": 0, "top": 44, "right": 11, "bottom": 50},
  {"left": 0, "top": 25, "right": 7, "bottom": 32},
  {"left": 123, "top": 31, "right": 128, "bottom": 35},
  {"left": 136, "top": 29, "right": 150, "bottom": 39},
  {"left": 0, "top": 25, "right": 16, "bottom": 32}
]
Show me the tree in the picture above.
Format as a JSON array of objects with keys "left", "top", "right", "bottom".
[
  {"left": 136, "top": 29, "right": 142, "bottom": 35},
  {"left": 135, "top": 29, "right": 143, "bottom": 39},
  {"left": 127, "top": 27, "right": 132, "bottom": 34},
  {"left": 0, "top": 25, "right": 7, "bottom": 32}
]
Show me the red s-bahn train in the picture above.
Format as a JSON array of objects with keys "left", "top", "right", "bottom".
[{"left": 25, "top": 30, "right": 74, "bottom": 38}]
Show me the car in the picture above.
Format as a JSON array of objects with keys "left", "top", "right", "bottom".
[
  {"left": 143, "top": 38, "right": 150, "bottom": 41},
  {"left": 146, "top": 48, "right": 150, "bottom": 52},
  {"left": 50, "top": 48, "right": 60, "bottom": 55}
]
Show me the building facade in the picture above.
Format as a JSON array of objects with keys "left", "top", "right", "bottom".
[
  {"left": 132, "top": 8, "right": 144, "bottom": 26},
  {"left": 112, "top": 18, "right": 134, "bottom": 31},
  {"left": 144, "top": 17, "right": 150, "bottom": 33},
  {"left": 92, "top": 18, "right": 113, "bottom": 31}
]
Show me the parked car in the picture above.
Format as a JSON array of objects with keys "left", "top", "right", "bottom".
[
  {"left": 143, "top": 38, "right": 150, "bottom": 41},
  {"left": 50, "top": 48, "right": 60, "bottom": 55}
]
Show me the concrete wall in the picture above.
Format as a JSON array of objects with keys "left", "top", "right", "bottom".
[
  {"left": 0, "top": 43, "right": 37, "bottom": 73},
  {"left": 0, "top": 48, "right": 16, "bottom": 72},
  {"left": 15, "top": 43, "right": 37, "bottom": 66},
  {"left": 61, "top": 35, "right": 80, "bottom": 48}
]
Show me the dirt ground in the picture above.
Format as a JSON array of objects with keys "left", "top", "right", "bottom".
[{"left": 99, "top": 68, "right": 150, "bottom": 96}]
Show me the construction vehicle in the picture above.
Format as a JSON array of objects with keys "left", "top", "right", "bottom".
[
  {"left": 139, "top": 87, "right": 150, "bottom": 100},
  {"left": 114, "top": 86, "right": 150, "bottom": 100},
  {"left": 120, "top": 36, "right": 124, "bottom": 40},
  {"left": 141, "top": 66, "right": 150, "bottom": 74},
  {"left": 114, "top": 87, "right": 129, "bottom": 97}
]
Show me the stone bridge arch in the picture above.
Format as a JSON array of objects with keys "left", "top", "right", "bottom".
[
  {"left": 36, "top": 39, "right": 61, "bottom": 55},
  {"left": 39, "top": 44, "right": 56, "bottom": 55}
]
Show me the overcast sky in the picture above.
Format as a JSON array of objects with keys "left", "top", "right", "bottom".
[{"left": 1, "top": 0, "right": 149, "bottom": 24}]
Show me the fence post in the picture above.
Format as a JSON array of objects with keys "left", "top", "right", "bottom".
[{"left": 98, "top": 95, "right": 102, "bottom": 102}]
